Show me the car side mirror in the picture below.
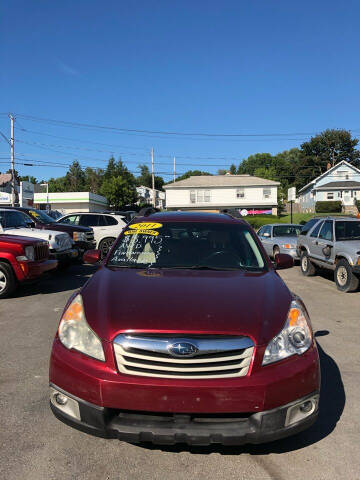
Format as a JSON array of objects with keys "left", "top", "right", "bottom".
[
  {"left": 263, "top": 232, "right": 270, "bottom": 238},
  {"left": 26, "top": 221, "right": 36, "bottom": 228},
  {"left": 83, "top": 249, "right": 101, "bottom": 264},
  {"left": 274, "top": 253, "right": 294, "bottom": 270}
]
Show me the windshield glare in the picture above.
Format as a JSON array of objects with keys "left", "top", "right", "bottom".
[
  {"left": 273, "top": 225, "right": 302, "bottom": 237},
  {"left": 27, "top": 209, "right": 55, "bottom": 224},
  {"left": 335, "top": 221, "right": 360, "bottom": 240},
  {"left": 108, "top": 222, "right": 266, "bottom": 271}
]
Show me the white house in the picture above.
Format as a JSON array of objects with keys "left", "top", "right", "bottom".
[
  {"left": 164, "top": 175, "right": 279, "bottom": 215},
  {"left": 136, "top": 185, "right": 165, "bottom": 209},
  {"left": 298, "top": 160, "right": 360, "bottom": 213},
  {"left": 34, "top": 191, "right": 108, "bottom": 213}
]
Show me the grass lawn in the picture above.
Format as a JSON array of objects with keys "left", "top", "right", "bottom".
[{"left": 245, "top": 212, "right": 351, "bottom": 229}]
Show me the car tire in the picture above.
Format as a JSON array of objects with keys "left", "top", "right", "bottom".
[
  {"left": 99, "top": 237, "right": 116, "bottom": 259},
  {"left": 300, "top": 251, "right": 317, "bottom": 276},
  {"left": 273, "top": 246, "right": 280, "bottom": 258},
  {"left": 0, "top": 262, "right": 16, "bottom": 299},
  {"left": 334, "top": 259, "right": 360, "bottom": 293}
]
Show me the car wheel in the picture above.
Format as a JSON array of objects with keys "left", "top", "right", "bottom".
[
  {"left": 273, "top": 246, "right": 280, "bottom": 258},
  {"left": 99, "top": 237, "right": 116, "bottom": 259},
  {"left": 0, "top": 262, "right": 16, "bottom": 299},
  {"left": 334, "top": 259, "right": 359, "bottom": 293},
  {"left": 300, "top": 251, "right": 316, "bottom": 276}
]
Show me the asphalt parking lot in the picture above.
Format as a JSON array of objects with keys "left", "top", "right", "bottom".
[{"left": 0, "top": 264, "right": 359, "bottom": 480}]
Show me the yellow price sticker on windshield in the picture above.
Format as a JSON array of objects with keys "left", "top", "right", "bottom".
[
  {"left": 129, "top": 222, "right": 162, "bottom": 230},
  {"left": 124, "top": 229, "right": 159, "bottom": 236},
  {"left": 29, "top": 210, "right": 41, "bottom": 218}
]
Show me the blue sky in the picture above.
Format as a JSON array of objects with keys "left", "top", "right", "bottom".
[{"left": 1, "top": 0, "right": 360, "bottom": 182}]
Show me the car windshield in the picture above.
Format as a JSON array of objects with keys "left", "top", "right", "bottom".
[
  {"left": 27, "top": 209, "right": 55, "bottom": 224},
  {"left": 335, "top": 221, "right": 360, "bottom": 240},
  {"left": 273, "top": 225, "right": 302, "bottom": 237},
  {"left": 107, "top": 221, "right": 266, "bottom": 271}
]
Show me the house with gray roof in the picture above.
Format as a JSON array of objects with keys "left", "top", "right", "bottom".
[
  {"left": 164, "top": 174, "right": 280, "bottom": 214},
  {"left": 298, "top": 160, "right": 360, "bottom": 213}
]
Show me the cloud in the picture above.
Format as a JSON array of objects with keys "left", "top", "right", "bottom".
[{"left": 56, "top": 60, "right": 79, "bottom": 76}]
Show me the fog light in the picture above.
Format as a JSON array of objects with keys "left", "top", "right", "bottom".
[
  {"left": 50, "top": 387, "right": 81, "bottom": 421},
  {"left": 285, "top": 394, "right": 319, "bottom": 427},
  {"left": 54, "top": 393, "right": 68, "bottom": 406},
  {"left": 299, "top": 400, "right": 313, "bottom": 413}
]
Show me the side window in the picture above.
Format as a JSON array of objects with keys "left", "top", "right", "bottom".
[
  {"left": 104, "top": 215, "right": 118, "bottom": 226},
  {"left": 79, "top": 215, "right": 100, "bottom": 227},
  {"left": 319, "top": 221, "right": 334, "bottom": 242},
  {"left": 310, "top": 221, "right": 323, "bottom": 238},
  {"left": 262, "top": 226, "right": 271, "bottom": 237},
  {"left": 97, "top": 215, "right": 108, "bottom": 226},
  {"left": 300, "top": 219, "right": 318, "bottom": 236},
  {"left": 258, "top": 227, "right": 264, "bottom": 236},
  {"left": 61, "top": 215, "right": 79, "bottom": 225}
]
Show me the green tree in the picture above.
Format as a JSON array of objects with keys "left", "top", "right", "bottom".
[
  {"left": 136, "top": 164, "right": 164, "bottom": 190},
  {"left": 84, "top": 167, "right": 104, "bottom": 193},
  {"left": 100, "top": 175, "right": 138, "bottom": 209},
  {"left": 297, "top": 129, "right": 360, "bottom": 189},
  {"left": 174, "top": 170, "right": 212, "bottom": 182},
  {"left": 217, "top": 169, "right": 227, "bottom": 175},
  {"left": 48, "top": 176, "right": 68, "bottom": 192},
  {"left": 19, "top": 175, "right": 37, "bottom": 184},
  {"left": 65, "top": 161, "right": 86, "bottom": 191},
  {"left": 237, "top": 153, "right": 273, "bottom": 175},
  {"left": 229, "top": 164, "right": 237, "bottom": 175}
]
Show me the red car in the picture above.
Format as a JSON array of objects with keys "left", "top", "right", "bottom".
[
  {"left": 49, "top": 212, "right": 320, "bottom": 445},
  {"left": 0, "top": 234, "right": 57, "bottom": 298}
]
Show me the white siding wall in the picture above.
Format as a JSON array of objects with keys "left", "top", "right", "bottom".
[{"left": 166, "top": 186, "right": 277, "bottom": 208}]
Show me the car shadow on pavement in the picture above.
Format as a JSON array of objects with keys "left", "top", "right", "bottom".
[
  {"left": 139, "top": 338, "right": 345, "bottom": 455},
  {"left": 12, "top": 264, "right": 98, "bottom": 297}
]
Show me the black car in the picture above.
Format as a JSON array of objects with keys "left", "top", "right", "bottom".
[{"left": 2, "top": 207, "right": 96, "bottom": 259}]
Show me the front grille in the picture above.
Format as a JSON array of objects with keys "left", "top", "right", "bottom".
[
  {"left": 34, "top": 242, "right": 49, "bottom": 260},
  {"left": 113, "top": 334, "right": 254, "bottom": 379},
  {"left": 56, "top": 234, "right": 72, "bottom": 251},
  {"left": 85, "top": 231, "right": 94, "bottom": 241}
]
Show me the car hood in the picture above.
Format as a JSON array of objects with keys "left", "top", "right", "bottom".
[
  {"left": 45, "top": 223, "right": 91, "bottom": 233},
  {"left": 0, "top": 233, "right": 44, "bottom": 246},
  {"left": 4, "top": 227, "right": 66, "bottom": 240},
  {"left": 80, "top": 267, "right": 293, "bottom": 345}
]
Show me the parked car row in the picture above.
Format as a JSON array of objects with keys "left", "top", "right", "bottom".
[
  {"left": 0, "top": 208, "right": 128, "bottom": 298},
  {"left": 257, "top": 216, "right": 360, "bottom": 293}
]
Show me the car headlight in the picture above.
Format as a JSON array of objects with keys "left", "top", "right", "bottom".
[
  {"left": 73, "top": 232, "right": 86, "bottom": 242},
  {"left": 281, "top": 244, "right": 296, "bottom": 249},
  {"left": 262, "top": 300, "right": 313, "bottom": 366},
  {"left": 24, "top": 246, "right": 35, "bottom": 261},
  {"left": 58, "top": 294, "right": 105, "bottom": 361}
]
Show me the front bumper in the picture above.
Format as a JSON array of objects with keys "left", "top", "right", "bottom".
[
  {"left": 280, "top": 247, "right": 299, "bottom": 260},
  {"left": 50, "top": 386, "right": 319, "bottom": 445},
  {"left": 74, "top": 241, "right": 97, "bottom": 255},
  {"left": 25, "top": 259, "right": 58, "bottom": 278},
  {"left": 49, "top": 248, "right": 78, "bottom": 263}
]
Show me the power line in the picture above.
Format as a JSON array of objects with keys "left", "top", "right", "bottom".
[{"left": 13, "top": 112, "right": 334, "bottom": 138}]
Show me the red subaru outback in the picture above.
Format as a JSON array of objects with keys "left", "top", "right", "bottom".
[{"left": 49, "top": 212, "right": 320, "bottom": 445}]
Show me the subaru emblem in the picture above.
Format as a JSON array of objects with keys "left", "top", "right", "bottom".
[{"left": 168, "top": 341, "right": 199, "bottom": 358}]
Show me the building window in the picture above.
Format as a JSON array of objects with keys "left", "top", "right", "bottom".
[
  {"left": 338, "top": 191, "right": 342, "bottom": 198},
  {"left": 327, "top": 192, "right": 334, "bottom": 200},
  {"left": 190, "top": 190, "right": 211, "bottom": 203},
  {"left": 236, "top": 188, "right": 245, "bottom": 198},
  {"left": 263, "top": 188, "right": 271, "bottom": 199}
]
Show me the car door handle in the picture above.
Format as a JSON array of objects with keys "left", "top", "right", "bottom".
[{"left": 318, "top": 241, "right": 327, "bottom": 246}]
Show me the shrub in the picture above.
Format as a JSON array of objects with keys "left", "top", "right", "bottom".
[
  {"left": 356, "top": 199, "right": 360, "bottom": 211},
  {"left": 244, "top": 215, "right": 279, "bottom": 230},
  {"left": 315, "top": 201, "right": 342, "bottom": 213}
]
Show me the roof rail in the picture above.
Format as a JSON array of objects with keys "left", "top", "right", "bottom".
[{"left": 220, "top": 209, "right": 238, "bottom": 219}]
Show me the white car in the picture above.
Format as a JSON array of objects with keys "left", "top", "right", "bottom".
[
  {"left": 0, "top": 208, "right": 76, "bottom": 266},
  {"left": 57, "top": 212, "right": 127, "bottom": 257}
]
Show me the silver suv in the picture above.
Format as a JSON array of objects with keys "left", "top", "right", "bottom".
[{"left": 297, "top": 217, "right": 360, "bottom": 292}]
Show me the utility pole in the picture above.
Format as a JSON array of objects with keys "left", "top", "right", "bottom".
[
  {"left": 173, "top": 157, "right": 176, "bottom": 183},
  {"left": 9, "top": 114, "right": 16, "bottom": 207},
  {"left": 151, "top": 147, "right": 155, "bottom": 207}
]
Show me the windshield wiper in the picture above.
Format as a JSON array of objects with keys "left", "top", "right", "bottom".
[{"left": 154, "top": 265, "right": 248, "bottom": 271}]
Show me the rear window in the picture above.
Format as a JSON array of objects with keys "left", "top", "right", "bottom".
[
  {"left": 108, "top": 222, "right": 266, "bottom": 271},
  {"left": 273, "top": 225, "right": 302, "bottom": 237}
]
